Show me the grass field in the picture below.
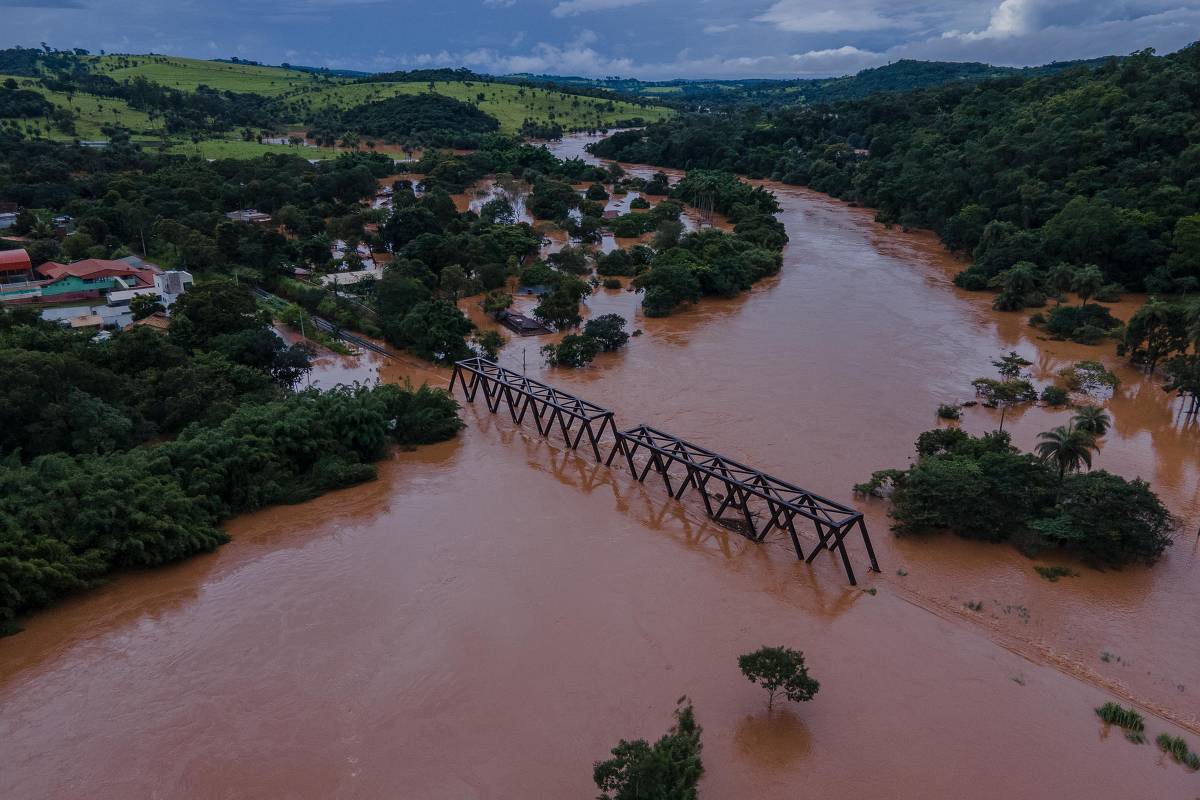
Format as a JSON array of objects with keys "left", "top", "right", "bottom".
[
  {"left": 1, "top": 73, "right": 161, "bottom": 139},
  {"left": 165, "top": 139, "right": 342, "bottom": 159},
  {"left": 4, "top": 54, "right": 673, "bottom": 156},
  {"left": 87, "top": 54, "right": 328, "bottom": 95},
  {"left": 276, "top": 80, "right": 672, "bottom": 133}
]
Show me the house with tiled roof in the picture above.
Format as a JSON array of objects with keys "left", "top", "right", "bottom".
[
  {"left": 34, "top": 258, "right": 158, "bottom": 301},
  {"left": 1, "top": 254, "right": 162, "bottom": 304}
]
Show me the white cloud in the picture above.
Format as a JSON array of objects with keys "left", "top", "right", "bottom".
[
  {"left": 482, "top": 0, "right": 515, "bottom": 7},
  {"left": 550, "top": 0, "right": 651, "bottom": 19},
  {"left": 754, "top": 0, "right": 899, "bottom": 33},
  {"left": 945, "top": 0, "right": 1037, "bottom": 41},
  {"left": 702, "top": 23, "right": 737, "bottom": 34}
]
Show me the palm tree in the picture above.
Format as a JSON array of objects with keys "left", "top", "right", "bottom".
[
  {"left": 1072, "top": 406, "right": 1111, "bottom": 437},
  {"left": 1036, "top": 425, "right": 1098, "bottom": 480}
]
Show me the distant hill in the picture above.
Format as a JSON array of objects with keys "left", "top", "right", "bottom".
[
  {"left": 509, "top": 57, "right": 1113, "bottom": 108},
  {"left": 790, "top": 58, "right": 1112, "bottom": 104},
  {"left": 0, "top": 47, "right": 673, "bottom": 156}
]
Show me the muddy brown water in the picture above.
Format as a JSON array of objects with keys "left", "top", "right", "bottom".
[{"left": 2, "top": 134, "right": 1198, "bottom": 799}]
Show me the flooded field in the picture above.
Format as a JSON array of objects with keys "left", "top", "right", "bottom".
[{"left": 1, "top": 134, "right": 1197, "bottom": 799}]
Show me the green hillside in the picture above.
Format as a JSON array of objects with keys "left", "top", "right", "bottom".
[
  {"left": 0, "top": 74, "right": 159, "bottom": 139},
  {"left": 87, "top": 54, "right": 327, "bottom": 95},
  {"left": 0, "top": 49, "right": 672, "bottom": 155},
  {"left": 279, "top": 79, "right": 671, "bottom": 133}
]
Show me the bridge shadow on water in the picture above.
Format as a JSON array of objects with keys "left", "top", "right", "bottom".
[{"left": 468, "top": 411, "right": 867, "bottom": 620}]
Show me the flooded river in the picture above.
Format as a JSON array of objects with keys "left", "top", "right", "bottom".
[{"left": 1, "top": 134, "right": 1197, "bottom": 799}]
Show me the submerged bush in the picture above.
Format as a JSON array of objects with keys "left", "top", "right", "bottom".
[
  {"left": 1040, "top": 385, "right": 1069, "bottom": 406},
  {"left": 936, "top": 403, "right": 962, "bottom": 420},
  {"left": 1096, "top": 702, "right": 1145, "bottom": 741},
  {"left": 1155, "top": 734, "right": 1200, "bottom": 771},
  {"left": 862, "top": 430, "right": 1174, "bottom": 567}
]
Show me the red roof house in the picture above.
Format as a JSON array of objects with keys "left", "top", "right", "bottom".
[{"left": 0, "top": 248, "right": 33, "bottom": 284}]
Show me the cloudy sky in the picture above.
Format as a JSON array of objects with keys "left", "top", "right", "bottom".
[{"left": 2, "top": 0, "right": 1198, "bottom": 79}]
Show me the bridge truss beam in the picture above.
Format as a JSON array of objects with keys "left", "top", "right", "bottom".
[{"left": 450, "top": 357, "right": 619, "bottom": 461}]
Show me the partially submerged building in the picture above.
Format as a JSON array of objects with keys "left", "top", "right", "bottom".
[{"left": 498, "top": 310, "right": 550, "bottom": 335}]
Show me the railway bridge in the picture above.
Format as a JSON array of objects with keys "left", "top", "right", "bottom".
[{"left": 450, "top": 357, "right": 880, "bottom": 585}]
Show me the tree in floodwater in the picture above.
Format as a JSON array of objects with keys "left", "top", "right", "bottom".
[
  {"left": 583, "top": 313, "right": 630, "bottom": 351},
  {"left": 593, "top": 697, "right": 703, "bottom": 800},
  {"left": 1124, "top": 298, "right": 1191, "bottom": 374},
  {"left": 1071, "top": 264, "right": 1105, "bottom": 308},
  {"left": 1035, "top": 425, "right": 1098, "bottom": 480},
  {"left": 738, "top": 646, "right": 820, "bottom": 711},
  {"left": 472, "top": 329, "right": 505, "bottom": 360},
  {"left": 1071, "top": 406, "right": 1112, "bottom": 437}
]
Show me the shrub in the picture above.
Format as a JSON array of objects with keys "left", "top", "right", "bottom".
[
  {"left": 1044, "top": 304, "right": 1120, "bottom": 342},
  {"left": 630, "top": 196, "right": 651, "bottom": 209},
  {"left": 1095, "top": 702, "right": 1145, "bottom": 739},
  {"left": 1058, "top": 361, "right": 1120, "bottom": 395},
  {"left": 1155, "top": 734, "right": 1200, "bottom": 771},
  {"left": 936, "top": 403, "right": 962, "bottom": 420},
  {"left": 1040, "top": 385, "right": 1069, "bottom": 406}
]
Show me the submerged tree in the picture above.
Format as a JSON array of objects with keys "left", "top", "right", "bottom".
[
  {"left": 737, "top": 646, "right": 820, "bottom": 711},
  {"left": 593, "top": 697, "right": 704, "bottom": 800},
  {"left": 1071, "top": 406, "right": 1112, "bottom": 437}
]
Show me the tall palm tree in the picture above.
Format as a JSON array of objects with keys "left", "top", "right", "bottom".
[
  {"left": 1072, "top": 406, "right": 1112, "bottom": 437},
  {"left": 1036, "top": 425, "right": 1098, "bottom": 480}
]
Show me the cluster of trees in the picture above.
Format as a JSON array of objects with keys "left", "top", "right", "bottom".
[
  {"left": 589, "top": 45, "right": 1200, "bottom": 295},
  {"left": 309, "top": 92, "right": 500, "bottom": 149},
  {"left": 0, "top": 130, "right": 393, "bottom": 276},
  {"left": 0, "top": 81, "right": 55, "bottom": 119},
  {"left": 0, "top": 289, "right": 464, "bottom": 634},
  {"left": 541, "top": 313, "right": 630, "bottom": 368},
  {"left": 855, "top": 426, "right": 1174, "bottom": 568}
]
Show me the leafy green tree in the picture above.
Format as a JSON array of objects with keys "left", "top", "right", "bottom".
[
  {"left": 472, "top": 329, "right": 505, "bottom": 360},
  {"left": 593, "top": 698, "right": 703, "bottom": 800},
  {"left": 1071, "top": 265, "right": 1105, "bottom": 308},
  {"left": 1030, "top": 471, "right": 1174, "bottom": 567},
  {"left": 541, "top": 333, "right": 600, "bottom": 368},
  {"left": 1035, "top": 425, "right": 1098, "bottom": 480},
  {"left": 738, "top": 646, "right": 820, "bottom": 710},
  {"left": 988, "top": 262, "right": 1040, "bottom": 311},
  {"left": 533, "top": 277, "right": 589, "bottom": 331},
  {"left": 396, "top": 300, "right": 473, "bottom": 363},
  {"left": 481, "top": 289, "right": 513, "bottom": 316},
  {"left": 583, "top": 314, "right": 630, "bottom": 351},
  {"left": 1124, "top": 298, "right": 1191, "bottom": 374},
  {"left": 992, "top": 351, "right": 1031, "bottom": 380},
  {"left": 1161, "top": 355, "right": 1200, "bottom": 415},
  {"left": 129, "top": 294, "right": 165, "bottom": 321},
  {"left": 170, "top": 281, "right": 262, "bottom": 351},
  {"left": 439, "top": 264, "right": 470, "bottom": 300}
]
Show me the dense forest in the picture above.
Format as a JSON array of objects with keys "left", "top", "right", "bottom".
[
  {"left": 309, "top": 93, "right": 500, "bottom": 148},
  {"left": 590, "top": 45, "right": 1200, "bottom": 295},
  {"left": 0, "top": 290, "right": 463, "bottom": 635}
]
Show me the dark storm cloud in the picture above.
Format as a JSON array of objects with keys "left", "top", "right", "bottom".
[{"left": 0, "top": 0, "right": 1196, "bottom": 78}]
